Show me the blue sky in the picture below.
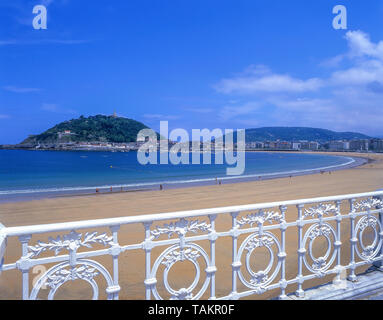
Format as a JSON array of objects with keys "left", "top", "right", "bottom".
[{"left": 1, "top": 0, "right": 383, "bottom": 144}]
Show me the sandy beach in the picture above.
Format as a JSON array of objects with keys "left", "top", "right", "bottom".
[{"left": 0, "top": 151, "right": 383, "bottom": 300}]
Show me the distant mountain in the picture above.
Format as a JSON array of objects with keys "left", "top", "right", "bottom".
[
  {"left": 20, "top": 114, "right": 153, "bottom": 145},
  {"left": 226, "top": 127, "right": 372, "bottom": 143}
]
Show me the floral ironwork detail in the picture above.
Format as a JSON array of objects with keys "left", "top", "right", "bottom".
[
  {"left": 29, "top": 259, "right": 115, "bottom": 300},
  {"left": 354, "top": 198, "right": 383, "bottom": 211},
  {"left": 304, "top": 203, "right": 339, "bottom": 219},
  {"left": 356, "top": 215, "right": 381, "bottom": 261},
  {"left": 170, "top": 288, "right": 193, "bottom": 300},
  {"left": 46, "top": 264, "right": 99, "bottom": 291},
  {"left": 161, "top": 248, "right": 201, "bottom": 268},
  {"left": 237, "top": 210, "right": 283, "bottom": 227},
  {"left": 250, "top": 271, "right": 269, "bottom": 286},
  {"left": 312, "top": 257, "right": 327, "bottom": 271},
  {"left": 308, "top": 225, "right": 332, "bottom": 240},
  {"left": 362, "top": 246, "right": 376, "bottom": 259},
  {"left": 28, "top": 231, "right": 114, "bottom": 258},
  {"left": 245, "top": 235, "right": 275, "bottom": 252},
  {"left": 151, "top": 219, "right": 211, "bottom": 239},
  {"left": 303, "top": 223, "right": 337, "bottom": 274},
  {"left": 359, "top": 216, "right": 378, "bottom": 230},
  {"left": 151, "top": 243, "right": 210, "bottom": 301}
]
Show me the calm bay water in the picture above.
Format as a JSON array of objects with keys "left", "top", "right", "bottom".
[{"left": 0, "top": 150, "right": 354, "bottom": 201}]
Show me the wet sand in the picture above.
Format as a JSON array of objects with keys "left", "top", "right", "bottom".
[{"left": 0, "top": 152, "right": 382, "bottom": 300}]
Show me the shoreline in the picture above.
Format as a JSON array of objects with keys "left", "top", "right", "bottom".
[{"left": 0, "top": 152, "right": 368, "bottom": 204}]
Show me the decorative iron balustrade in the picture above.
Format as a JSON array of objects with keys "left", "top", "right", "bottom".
[{"left": 0, "top": 191, "right": 382, "bottom": 300}]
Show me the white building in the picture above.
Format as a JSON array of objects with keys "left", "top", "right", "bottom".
[{"left": 292, "top": 142, "right": 301, "bottom": 150}]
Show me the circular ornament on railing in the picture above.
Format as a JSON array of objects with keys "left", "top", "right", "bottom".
[
  {"left": 237, "top": 232, "right": 281, "bottom": 292},
  {"left": 29, "top": 259, "right": 114, "bottom": 300},
  {"left": 151, "top": 243, "right": 210, "bottom": 300},
  {"left": 303, "top": 223, "right": 337, "bottom": 274},
  {"left": 355, "top": 215, "right": 382, "bottom": 261}
]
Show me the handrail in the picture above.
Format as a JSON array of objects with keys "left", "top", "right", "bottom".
[
  {"left": 1, "top": 190, "right": 383, "bottom": 300},
  {"left": 3, "top": 190, "right": 383, "bottom": 237}
]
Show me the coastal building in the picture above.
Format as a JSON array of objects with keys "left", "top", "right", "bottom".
[
  {"left": 267, "top": 141, "right": 277, "bottom": 149},
  {"left": 311, "top": 142, "right": 319, "bottom": 150},
  {"left": 300, "top": 141, "right": 309, "bottom": 150},
  {"left": 370, "top": 139, "right": 383, "bottom": 152},
  {"left": 328, "top": 141, "right": 350, "bottom": 151},
  {"left": 256, "top": 142, "right": 265, "bottom": 149},
  {"left": 246, "top": 142, "right": 264, "bottom": 150},
  {"left": 292, "top": 142, "right": 301, "bottom": 150},
  {"left": 298, "top": 141, "right": 319, "bottom": 151},
  {"left": 58, "top": 130, "right": 76, "bottom": 139},
  {"left": 263, "top": 141, "right": 271, "bottom": 149},
  {"left": 275, "top": 141, "right": 292, "bottom": 150},
  {"left": 28, "top": 136, "right": 382, "bottom": 153},
  {"left": 349, "top": 139, "right": 369, "bottom": 151}
]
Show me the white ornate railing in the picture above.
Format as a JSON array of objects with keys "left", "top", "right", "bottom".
[{"left": 0, "top": 191, "right": 383, "bottom": 300}]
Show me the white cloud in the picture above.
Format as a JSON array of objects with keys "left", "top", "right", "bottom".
[
  {"left": 328, "top": 31, "right": 383, "bottom": 88},
  {"left": 0, "top": 39, "right": 90, "bottom": 46},
  {"left": 41, "top": 103, "right": 59, "bottom": 112},
  {"left": 0, "top": 40, "right": 18, "bottom": 46},
  {"left": 184, "top": 108, "right": 214, "bottom": 114},
  {"left": 267, "top": 97, "right": 335, "bottom": 113},
  {"left": 320, "top": 54, "right": 345, "bottom": 68},
  {"left": 3, "top": 86, "right": 41, "bottom": 93},
  {"left": 218, "top": 103, "right": 261, "bottom": 121},
  {"left": 41, "top": 0, "right": 55, "bottom": 6},
  {"left": 0, "top": 114, "right": 10, "bottom": 119},
  {"left": 345, "top": 30, "right": 383, "bottom": 60},
  {"left": 41, "top": 103, "right": 77, "bottom": 114},
  {"left": 331, "top": 60, "right": 383, "bottom": 86},
  {"left": 215, "top": 65, "right": 323, "bottom": 94},
  {"left": 143, "top": 114, "right": 181, "bottom": 120}
]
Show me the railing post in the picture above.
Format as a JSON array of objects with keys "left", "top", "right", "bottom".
[
  {"left": 373, "top": 194, "right": 383, "bottom": 271},
  {"left": 296, "top": 204, "right": 305, "bottom": 298},
  {"left": 348, "top": 198, "right": 358, "bottom": 282},
  {"left": 334, "top": 200, "right": 343, "bottom": 285},
  {"left": 208, "top": 214, "right": 218, "bottom": 300},
  {"left": 278, "top": 206, "right": 288, "bottom": 299},
  {"left": 0, "top": 224, "right": 6, "bottom": 276},
  {"left": 230, "top": 212, "right": 240, "bottom": 300},
  {"left": 17, "top": 234, "right": 32, "bottom": 300},
  {"left": 108, "top": 225, "right": 121, "bottom": 300},
  {"left": 143, "top": 222, "right": 154, "bottom": 300}
]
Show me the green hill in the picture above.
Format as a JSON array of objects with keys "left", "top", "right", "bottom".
[
  {"left": 227, "top": 127, "right": 372, "bottom": 143},
  {"left": 21, "top": 115, "right": 153, "bottom": 144}
]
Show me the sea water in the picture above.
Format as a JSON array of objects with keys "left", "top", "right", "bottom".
[{"left": 0, "top": 150, "right": 354, "bottom": 201}]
